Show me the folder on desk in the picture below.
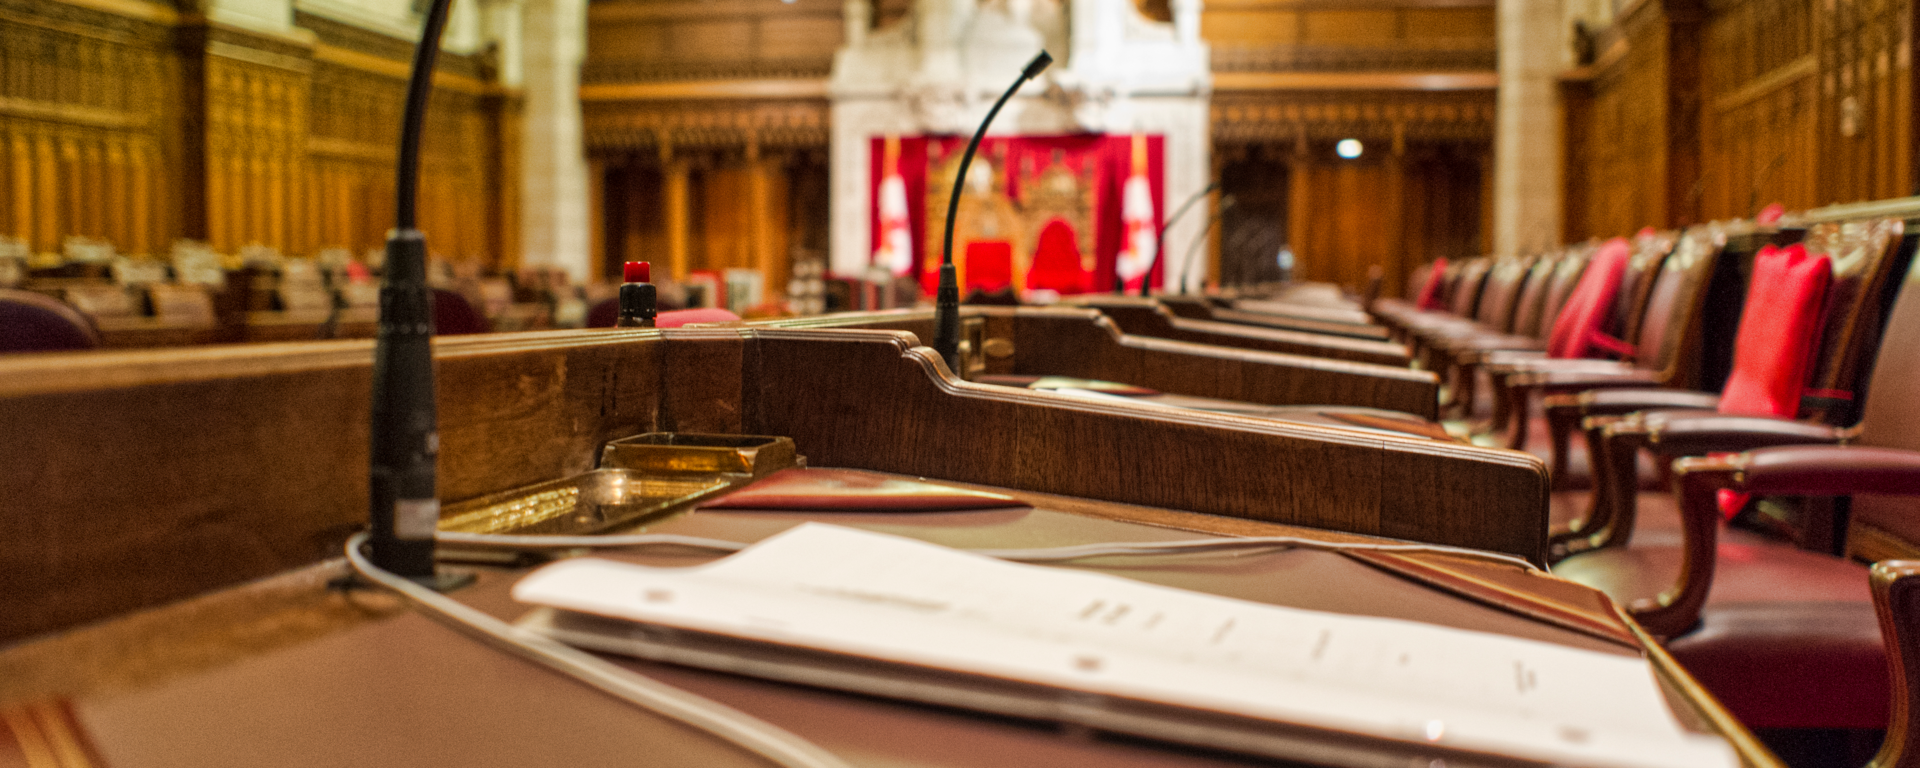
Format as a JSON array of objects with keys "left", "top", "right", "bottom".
[{"left": 514, "top": 524, "right": 1737, "bottom": 768}]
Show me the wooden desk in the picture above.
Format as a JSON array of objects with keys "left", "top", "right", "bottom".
[
  {"left": 763, "top": 306, "right": 1438, "bottom": 419},
  {"left": 0, "top": 323, "right": 1540, "bottom": 644},
  {"left": 1068, "top": 297, "right": 1408, "bottom": 365},
  {"left": 0, "top": 482, "right": 1778, "bottom": 768}
]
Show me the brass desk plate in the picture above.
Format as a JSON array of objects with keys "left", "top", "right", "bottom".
[
  {"left": 437, "top": 433, "right": 802, "bottom": 536},
  {"left": 599, "top": 433, "right": 800, "bottom": 478}
]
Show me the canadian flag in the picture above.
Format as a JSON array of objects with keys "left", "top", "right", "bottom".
[
  {"left": 1113, "top": 134, "right": 1156, "bottom": 290},
  {"left": 873, "top": 136, "right": 914, "bottom": 276}
]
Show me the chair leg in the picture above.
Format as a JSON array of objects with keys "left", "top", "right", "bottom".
[{"left": 1504, "top": 382, "right": 1533, "bottom": 451}]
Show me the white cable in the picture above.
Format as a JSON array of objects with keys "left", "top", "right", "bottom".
[
  {"left": 344, "top": 532, "right": 852, "bottom": 768},
  {"left": 434, "top": 530, "right": 1539, "bottom": 572}
]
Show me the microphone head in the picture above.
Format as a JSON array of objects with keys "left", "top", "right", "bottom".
[
  {"left": 1021, "top": 50, "right": 1053, "bottom": 81},
  {"left": 624, "top": 261, "right": 651, "bottom": 283}
]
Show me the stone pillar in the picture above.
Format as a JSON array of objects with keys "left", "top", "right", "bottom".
[
  {"left": 747, "top": 143, "right": 776, "bottom": 292},
  {"left": 664, "top": 154, "right": 690, "bottom": 281},
  {"left": 1493, "top": 0, "right": 1564, "bottom": 257},
  {"left": 519, "top": 0, "right": 590, "bottom": 281}
]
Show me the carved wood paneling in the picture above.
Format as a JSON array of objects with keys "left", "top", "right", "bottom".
[
  {"left": 1699, "top": 0, "right": 1818, "bottom": 220},
  {"left": 1212, "top": 90, "right": 1495, "bottom": 145},
  {"left": 1563, "top": 0, "right": 1692, "bottom": 240},
  {"left": 1569, "top": 0, "right": 1915, "bottom": 235},
  {"left": 0, "top": 0, "right": 518, "bottom": 268},
  {"left": 1816, "top": 0, "right": 1911, "bottom": 205},
  {"left": 0, "top": 3, "right": 173, "bottom": 253}
]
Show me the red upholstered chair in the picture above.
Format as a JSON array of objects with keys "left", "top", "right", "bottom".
[
  {"left": 962, "top": 240, "right": 1014, "bottom": 293},
  {"left": 1548, "top": 244, "right": 1829, "bottom": 555},
  {"left": 1413, "top": 257, "right": 1449, "bottom": 310},
  {"left": 1026, "top": 218, "right": 1091, "bottom": 295},
  {"left": 1550, "top": 246, "right": 1920, "bottom": 735},
  {"left": 431, "top": 288, "right": 489, "bottom": 335},
  {"left": 1557, "top": 220, "right": 1907, "bottom": 556},
  {"left": 0, "top": 289, "right": 100, "bottom": 353},
  {"left": 1458, "top": 230, "right": 1724, "bottom": 488}
]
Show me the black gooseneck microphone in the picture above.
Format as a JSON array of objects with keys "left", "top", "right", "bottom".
[
  {"left": 1140, "top": 181, "right": 1219, "bottom": 297},
  {"left": 367, "top": 0, "right": 457, "bottom": 583},
  {"left": 934, "top": 50, "right": 1052, "bottom": 374},
  {"left": 1177, "top": 194, "right": 1236, "bottom": 292}
]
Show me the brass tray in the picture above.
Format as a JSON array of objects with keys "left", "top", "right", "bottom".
[{"left": 437, "top": 433, "right": 801, "bottom": 536}]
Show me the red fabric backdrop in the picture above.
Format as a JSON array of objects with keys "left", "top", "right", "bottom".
[{"left": 869, "top": 134, "right": 1165, "bottom": 295}]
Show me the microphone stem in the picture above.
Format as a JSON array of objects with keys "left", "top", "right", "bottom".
[
  {"left": 370, "top": 0, "right": 454, "bottom": 580},
  {"left": 935, "top": 52, "right": 1050, "bottom": 374},
  {"left": 1143, "top": 181, "right": 1219, "bottom": 297}
]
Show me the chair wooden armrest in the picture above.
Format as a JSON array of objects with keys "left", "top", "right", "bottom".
[
  {"left": 1542, "top": 389, "right": 1723, "bottom": 482},
  {"left": 1494, "top": 367, "right": 1662, "bottom": 450},
  {"left": 1871, "top": 558, "right": 1920, "bottom": 768},
  {"left": 1634, "top": 447, "right": 1920, "bottom": 637},
  {"left": 1553, "top": 414, "right": 1843, "bottom": 557}
]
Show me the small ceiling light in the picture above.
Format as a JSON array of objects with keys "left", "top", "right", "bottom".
[{"left": 1335, "top": 139, "right": 1363, "bottom": 159}]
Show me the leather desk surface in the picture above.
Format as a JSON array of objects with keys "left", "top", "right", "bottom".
[{"left": 0, "top": 477, "right": 1776, "bottom": 768}]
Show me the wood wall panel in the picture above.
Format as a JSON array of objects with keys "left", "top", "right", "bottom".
[
  {"left": 1282, "top": 145, "right": 1485, "bottom": 295},
  {"left": 1817, "top": 0, "right": 1912, "bottom": 205},
  {"left": 0, "top": 3, "right": 174, "bottom": 254},
  {"left": 1563, "top": 1, "right": 1684, "bottom": 240},
  {"left": 0, "top": 0, "right": 519, "bottom": 268},
  {"left": 1569, "top": 0, "right": 1915, "bottom": 235}
]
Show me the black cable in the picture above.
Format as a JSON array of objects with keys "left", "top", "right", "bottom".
[
  {"left": 933, "top": 51, "right": 1051, "bottom": 373},
  {"left": 368, "top": 0, "right": 455, "bottom": 579},
  {"left": 1141, "top": 181, "right": 1219, "bottom": 297}
]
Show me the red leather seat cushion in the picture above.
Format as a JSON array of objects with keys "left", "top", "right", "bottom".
[
  {"left": 1665, "top": 601, "right": 1888, "bottom": 729},
  {"left": 1544, "top": 238, "right": 1631, "bottom": 358},
  {"left": 1717, "top": 244, "right": 1832, "bottom": 419},
  {"left": 1552, "top": 535, "right": 1885, "bottom": 729},
  {"left": 1414, "top": 257, "right": 1449, "bottom": 310}
]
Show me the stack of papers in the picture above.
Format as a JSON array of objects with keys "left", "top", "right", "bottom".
[{"left": 513, "top": 523, "right": 1736, "bottom": 768}]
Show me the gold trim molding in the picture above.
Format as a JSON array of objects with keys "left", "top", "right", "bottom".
[
  {"left": 581, "top": 79, "right": 831, "bottom": 102},
  {"left": 1711, "top": 54, "right": 1818, "bottom": 113},
  {"left": 1212, "top": 71, "right": 1498, "bottom": 91},
  {"left": 312, "top": 43, "right": 498, "bottom": 95}
]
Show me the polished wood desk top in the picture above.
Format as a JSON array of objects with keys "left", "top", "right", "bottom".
[{"left": 0, "top": 478, "right": 1779, "bottom": 768}]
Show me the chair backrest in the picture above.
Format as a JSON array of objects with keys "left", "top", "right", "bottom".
[
  {"left": 0, "top": 289, "right": 100, "bottom": 353},
  {"left": 431, "top": 288, "right": 489, "bottom": 336},
  {"left": 1413, "top": 258, "right": 1450, "bottom": 310},
  {"left": 1544, "top": 238, "right": 1631, "bottom": 358},
  {"left": 1627, "top": 226, "right": 1727, "bottom": 385},
  {"left": 1445, "top": 258, "right": 1494, "bottom": 318},
  {"left": 1402, "top": 262, "right": 1433, "bottom": 303},
  {"left": 1471, "top": 257, "right": 1535, "bottom": 329},
  {"left": 1611, "top": 230, "right": 1677, "bottom": 346},
  {"left": 1532, "top": 245, "right": 1596, "bottom": 341},
  {"left": 1716, "top": 244, "right": 1833, "bottom": 418},
  {"left": 1799, "top": 218, "right": 1909, "bottom": 423},
  {"left": 1503, "top": 253, "right": 1563, "bottom": 336}
]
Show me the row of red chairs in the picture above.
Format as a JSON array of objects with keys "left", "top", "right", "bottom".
[{"left": 1342, "top": 213, "right": 1919, "bottom": 757}]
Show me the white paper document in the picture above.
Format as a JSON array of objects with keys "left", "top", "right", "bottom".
[{"left": 512, "top": 523, "right": 1737, "bottom": 768}]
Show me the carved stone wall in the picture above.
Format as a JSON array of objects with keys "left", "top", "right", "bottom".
[{"left": 0, "top": 0, "right": 520, "bottom": 267}]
